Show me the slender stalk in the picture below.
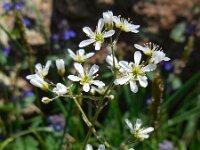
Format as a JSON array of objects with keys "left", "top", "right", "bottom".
[
  {"left": 73, "top": 98, "right": 92, "bottom": 127},
  {"left": 82, "top": 38, "right": 117, "bottom": 148},
  {"left": 73, "top": 98, "right": 112, "bottom": 148}
]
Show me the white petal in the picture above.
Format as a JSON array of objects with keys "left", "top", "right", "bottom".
[
  {"left": 138, "top": 75, "right": 148, "bottom": 87},
  {"left": 126, "top": 25, "right": 140, "bottom": 33},
  {"left": 95, "top": 42, "right": 102, "bottom": 50},
  {"left": 119, "top": 61, "right": 130, "bottom": 70},
  {"left": 106, "top": 55, "right": 112, "bottom": 66},
  {"left": 91, "top": 80, "right": 105, "bottom": 87},
  {"left": 74, "top": 63, "right": 84, "bottom": 75},
  {"left": 83, "top": 27, "right": 94, "bottom": 37},
  {"left": 83, "top": 83, "right": 90, "bottom": 92},
  {"left": 56, "top": 59, "right": 65, "bottom": 70},
  {"left": 134, "top": 44, "right": 149, "bottom": 53},
  {"left": 98, "top": 144, "right": 105, "bottom": 150},
  {"left": 45, "top": 60, "right": 51, "bottom": 72},
  {"left": 68, "top": 49, "right": 76, "bottom": 59},
  {"left": 97, "top": 18, "right": 104, "bottom": 33},
  {"left": 140, "top": 127, "right": 154, "bottom": 134},
  {"left": 85, "top": 52, "right": 94, "bottom": 59},
  {"left": 77, "top": 49, "right": 85, "bottom": 57},
  {"left": 134, "top": 51, "right": 142, "bottom": 65},
  {"left": 30, "top": 79, "right": 42, "bottom": 88},
  {"left": 164, "top": 57, "right": 170, "bottom": 61},
  {"left": 114, "top": 75, "right": 132, "bottom": 85},
  {"left": 103, "top": 30, "right": 115, "bottom": 38},
  {"left": 125, "top": 118, "right": 134, "bottom": 133},
  {"left": 68, "top": 75, "right": 81, "bottom": 81},
  {"left": 135, "top": 118, "right": 142, "bottom": 130},
  {"left": 142, "top": 64, "right": 156, "bottom": 72},
  {"left": 88, "top": 64, "right": 99, "bottom": 76},
  {"left": 139, "top": 134, "right": 149, "bottom": 139},
  {"left": 35, "top": 63, "right": 42, "bottom": 72},
  {"left": 103, "top": 11, "right": 113, "bottom": 24},
  {"left": 26, "top": 74, "right": 36, "bottom": 80},
  {"left": 113, "top": 16, "right": 121, "bottom": 26},
  {"left": 86, "top": 144, "right": 93, "bottom": 150},
  {"left": 130, "top": 80, "right": 138, "bottom": 93},
  {"left": 79, "top": 39, "right": 95, "bottom": 47}
]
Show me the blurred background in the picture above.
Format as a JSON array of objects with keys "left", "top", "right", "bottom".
[{"left": 0, "top": 0, "right": 200, "bottom": 149}]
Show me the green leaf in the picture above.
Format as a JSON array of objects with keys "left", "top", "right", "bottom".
[
  {"left": 170, "top": 22, "right": 186, "bottom": 43},
  {"left": 163, "top": 71, "right": 200, "bottom": 107}
]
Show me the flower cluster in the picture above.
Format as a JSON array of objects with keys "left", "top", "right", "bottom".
[
  {"left": 26, "top": 59, "right": 71, "bottom": 103},
  {"left": 25, "top": 10, "right": 170, "bottom": 149}
]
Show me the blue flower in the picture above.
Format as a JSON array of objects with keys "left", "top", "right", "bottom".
[
  {"left": 48, "top": 115, "right": 65, "bottom": 132},
  {"left": 3, "top": 48, "right": 11, "bottom": 55},
  {"left": 24, "top": 90, "right": 34, "bottom": 97},
  {"left": 3, "top": 2, "right": 13, "bottom": 11},
  {"left": 63, "top": 30, "right": 76, "bottom": 40},
  {"left": 159, "top": 140, "right": 174, "bottom": 150},
  {"left": 23, "top": 17, "right": 31, "bottom": 27},
  {"left": 164, "top": 62, "right": 173, "bottom": 71},
  {"left": 15, "top": 2, "right": 23, "bottom": 10},
  {"left": 51, "top": 34, "right": 59, "bottom": 41}
]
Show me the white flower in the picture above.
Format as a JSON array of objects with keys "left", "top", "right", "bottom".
[
  {"left": 35, "top": 60, "right": 51, "bottom": 77},
  {"left": 86, "top": 144, "right": 105, "bottom": 150},
  {"left": 113, "top": 16, "right": 140, "bottom": 33},
  {"left": 26, "top": 74, "right": 49, "bottom": 90},
  {"left": 151, "top": 51, "right": 170, "bottom": 64},
  {"left": 134, "top": 43, "right": 170, "bottom": 64},
  {"left": 56, "top": 59, "right": 65, "bottom": 76},
  {"left": 79, "top": 18, "right": 115, "bottom": 50},
  {"left": 68, "top": 63, "right": 105, "bottom": 92},
  {"left": 114, "top": 51, "right": 156, "bottom": 93},
  {"left": 106, "top": 54, "right": 120, "bottom": 70},
  {"left": 103, "top": 11, "right": 114, "bottom": 30},
  {"left": 68, "top": 49, "right": 94, "bottom": 63},
  {"left": 125, "top": 118, "right": 154, "bottom": 141},
  {"left": 53, "top": 83, "right": 69, "bottom": 96}
]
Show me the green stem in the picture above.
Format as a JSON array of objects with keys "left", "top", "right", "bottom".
[
  {"left": 82, "top": 44, "right": 116, "bottom": 149},
  {"left": 73, "top": 98, "right": 112, "bottom": 148},
  {"left": 73, "top": 98, "right": 92, "bottom": 127},
  {"left": 0, "top": 127, "right": 53, "bottom": 150}
]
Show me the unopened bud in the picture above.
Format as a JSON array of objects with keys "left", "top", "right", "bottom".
[{"left": 41, "top": 97, "right": 52, "bottom": 104}]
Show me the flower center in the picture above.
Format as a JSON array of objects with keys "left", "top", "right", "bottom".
[
  {"left": 131, "top": 65, "right": 144, "bottom": 79},
  {"left": 75, "top": 56, "right": 85, "bottom": 63},
  {"left": 95, "top": 33, "right": 104, "bottom": 42},
  {"left": 134, "top": 130, "right": 144, "bottom": 141},
  {"left": 144, "top": 50, "right": 154, "bottom": 56},
  {"left": 80, "top": 75, "right": 91, "bottom": 84}
]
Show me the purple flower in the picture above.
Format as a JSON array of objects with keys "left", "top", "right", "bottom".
[
  {"left": 3, "top": 48, "right": 11, "bottom": 55},
  {"left": 164, "top": 62, "right": 173, "bottom": 71},
  {"left": 3, "top": 2, "right": 13, "bottom": 11},
  {"left": 48, "top": 115, "right": 65, "bottom": 131},
  {"left": 15, "top": 2, "right": 23, "bottom": 10},
  {"left": 24, "top": 90, "right": 34, "bottom": 97},
  {"left": 63, "top": 30, "right": 76, "bottom": 40},
  {"left": 23, "top": 17, "right": 31, "bottom": 27},
  {"left": 51, "top": 34, "right": 59, "bottom": 41},
  {"left": 159, "top": 140, "right": 175, "bottom": 150},
  {"left": 160, "top": 61, "right": 173, "bottom": 72},
  {"left": 145, "top": 97, "right": 152, "bottom": 105}
]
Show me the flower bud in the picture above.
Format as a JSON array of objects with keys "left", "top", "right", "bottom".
[
  {"left": 56, "top": 59, "right": 65, "bottom": 76},
  {"left": 41, "top": 97, "right": 52, "bottom": 104}
]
